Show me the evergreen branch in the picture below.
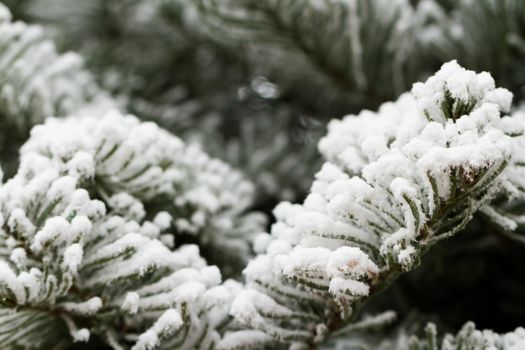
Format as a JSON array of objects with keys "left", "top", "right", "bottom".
[
  {"left": 21, "top": 110, "right": 266, "bottom": 275},
  {"left": 0, "top": 108, "right": 261, "bottom": 349},
  {"left": 0, "top": 2, "right": 112, "bottom": 176},
  {"left": 221, "top": 62, "right": 525, "bottom": 349},
  {"left": 321, "top": 321, "right": 525, "bottom": 350}
]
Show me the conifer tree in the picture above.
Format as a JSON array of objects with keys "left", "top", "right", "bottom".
[{"left": 0, "top": 1, "right": 524, "bottom": 350}]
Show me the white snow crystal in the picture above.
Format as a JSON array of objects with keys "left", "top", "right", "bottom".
[
  {"left": 32, "top": 216, "right": 70, "bottom": 253},
  {"left": 153, "top": 211, "right": 172, "bottom": 230},
  {"left": 61, "top": 297, "right": 102, "bottom": 315},
  {"left": 133, "top": 309, "right": 183, "bottom": 350},
  {"left": 122, "top": 292, "right": 140, "bottom": 314},
  {"left": 329, "top": 277, "right": 370, "bottom": 298},
  {"left": 72, "top": 328, "right": 90, "bottom": 342},
  {"left": 326, "top": 247, "right": 378, "bottom": 280},
  {"left": 63, "top": 244, "right": 83, "bottom": 273}
]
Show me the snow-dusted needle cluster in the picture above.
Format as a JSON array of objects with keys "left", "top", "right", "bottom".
[
  {"left": 0, "top": 4, "right": 106, "bottom": 131},
  {"left": 20, "top": 110, "right": 265, "bottom": 272},
  {"left": 409, "top": 322, "right": 525, "bottom": 350},
  {"left": 220, "top": 61, "right": 525, "bottom": 349},
  {"left": 334, "top": 322, "right": 525, "bottom": 350},
  {"left": 0, "top": 109, "right": 264, "bottom": 349},
  {"left": 0, "top": 3, "right": 263, "bottom": 272}
]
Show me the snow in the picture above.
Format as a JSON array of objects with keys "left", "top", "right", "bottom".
[
  {"left": 17, "top": 268, "right": 42, "bottom": 301},
  {"left": 63, "top": 244, "right": 84, "bottom": 273},
  {"left": 31, "top": 216, "right": 70, "bottom": 253},
  {"left": 132, "top": 309, "right": 183, "bottom": 350},
  {"left": 413, "top": 61, "right": 514, "bottom": 124},
  {"left": 10, "top": 247, "right": 27, "bottom": 266},
  {"left": 48, "top": 176, "right": 77, "bottom": 201},
  {"left": 72, "top": 328, "right": 90, "bottom": 342},
  {"left": 7, "top": 208, "right": 35, "bottom": 237},
  {"left": 328, "top": 277, "right": 370, "bottom": 298},
  {"left": 69, "top": 215, "right": 92, "bottom": 242},
  {"left": 159, "top": 234, "right": 175, "bottom": 248},
  {"left": 139, "top": 221, "right": 161, "bottom": 239},
  {"left": 20, "top": 109, "right": 261, "bottom": 257},
  {"left": 0, "top": 261, "right": 25, "bottom": 304},
  {"left": 122, "top": 292, "right": 140, "bottom": 314},
  {"left": 61, "top": 297, "right": 102, "bottom": 315},
  {"left": 108, "top": 193, "right": 145, "bottom": 221},
  {"left": 278, "top": 246, "right": 330, "bottom": 277},
  {"left": 66, "top": 151, "right": 95, "bottom": 179},
  {"left": 0, "top": 44, "right": 522, "bottom": 350},
  {"left": 83, "top": 234, "right": 176, "bottom": 287},
  {"left": 326, "top": 247, "right": 378, "bottom": 280},
  {"left": 0, "top": 3, "right": 11, "bottom": 22},
  {"left": 485, "top": 88, "right": 513, "bottom": 113},
  {"left": 234, "top": 61, "right": 525, "bottom": 347},
  {"left": 230, "top": 289, "right": 297, "bottom": 326},
  {"left": 0, "top": 12, "right": 252, "bottom": 350},
  {"left": 253, "top": 233, "right": 272, "bottom": 254},
  {"left": 397, "top": 246, "right": 417, "bottom": 268},
  {"left": 153, "top": 211, "right": 172, "bottom": 230}
]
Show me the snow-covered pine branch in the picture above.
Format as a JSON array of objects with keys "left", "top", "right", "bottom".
[
  {"left": 0, "top": 117, "right": 244, "bottom": 350},
  {"left": 322, "top": 322, "right": 525, "bottom": 350},
  {"left": 19, "top": 110, "right": 265, "bottom": 275},
  {"left": 0, "top": 3, "right": 113, "bottom": 177},
  {"left": 0, "top": 3, "right": 265, "bottom": 273},
  {"left": 0, "top": 110, "right": 258, "bottom": 349},
  {"left": 13, "top": 0, "right": 323, "bottom": 204},
  {"left": 219, "top": 61, "right": 525, "bottom": 349},
  {"left": 0, "top": 3, "right": 107, "bottom": 131},
  {"left": 396, "top": 322, "right": 525, "bottom": 350},
  {"left": 0, "top": 4, "right": 269, "bottom": 240}
]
